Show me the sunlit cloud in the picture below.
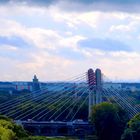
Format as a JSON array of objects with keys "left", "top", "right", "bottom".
[{"left": 0, "top": 1, "right": 140, "bottom": 81}]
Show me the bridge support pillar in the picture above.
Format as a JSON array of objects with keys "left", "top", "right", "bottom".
[
  {"left": 87, "top": 69, "right": 96, "bottom": 120},
  {"left": 87, "top": 68, "right": 103, "bottom": 121},
  {"left": 88, "top": 91, "right": 95, "bottom": 119},
  {"left": 95, "top": 69, "right": 102, "bottom": 104}
]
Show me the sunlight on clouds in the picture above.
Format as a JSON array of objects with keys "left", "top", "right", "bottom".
[
  {"left": 0, "top": 3, "right": 140, "bottom": 81},
  {"left": 16, "top": 51, "right": 75, "bottom": 81}
]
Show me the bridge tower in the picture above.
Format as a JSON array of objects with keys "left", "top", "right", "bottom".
[
  {"left": 87, "top": 69, "right": 96, "bottom": 120},
  {"left": 87, "top": 68, "right": 103, "bottom": 120},
  {"left": 95, "top": 68, "right": 102, "bottom": 104}
]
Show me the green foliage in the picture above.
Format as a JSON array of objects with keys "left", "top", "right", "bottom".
[
  {"left": 21, "top": 136, "right": 79, "bottom": 140},
  {"left": 91, "top": 102, "right": 128, "bottom": 140},
  {"left": 13, "top": 123, "right": 28, "bottom": 138},
  {"left": 0, "top": 126, "right": 15, "bottom": 140},
  {"left": 0, "top": 120, "right": 14, "bottom": 130},
  {"left": 0, "top": 91, "right": 12, "bottom": 103},
  {"left": 121, "top": 128, "right": 134, "bottom": 140},
  {"left": 85, "top": 135, "right": 98, "bottom": 140},
  {"left": 121, "top": 113, "right": 140, "bottom": 140},
  {"left": 0, "top": 115, "right": 12, "bottom": 122},
  {"left": 0, "top": 115, "right": 28, "bottom": 140},
  {"left": 21, "top": 136, "right": 47, "bottom": 140}
]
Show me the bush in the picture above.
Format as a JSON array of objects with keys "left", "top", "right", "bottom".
[{"left": 121, "top": 113, "right": 140, "bottom": 140}]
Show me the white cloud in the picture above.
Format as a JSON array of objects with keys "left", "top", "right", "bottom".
[
  {"left": 0, "top": 44, "right": 18, "bottom": 51},
  {"left": 0, "top": 4, "right": 140, "bottom": 81},
  {"left": 0, "top": 18, "right": 85, "bottom": 81}
]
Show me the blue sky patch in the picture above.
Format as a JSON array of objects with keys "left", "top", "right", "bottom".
[
  {"left": 78, "top": 38, "right": 131, "bottom": 52},
  {"left": 0, "top": 36, "right": 29, "bottom": 49}
]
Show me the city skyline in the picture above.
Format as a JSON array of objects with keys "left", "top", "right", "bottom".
[{"left": 0, "top": 0, "right": 140, "bottom": 82}]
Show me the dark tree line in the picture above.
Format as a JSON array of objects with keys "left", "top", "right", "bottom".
[{"left": 91, "top": 102, "right": 140, "bottom": 140}]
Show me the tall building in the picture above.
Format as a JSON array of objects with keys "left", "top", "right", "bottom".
[{"left": 32, "top": 75, "right": 40, "bottom": 91}]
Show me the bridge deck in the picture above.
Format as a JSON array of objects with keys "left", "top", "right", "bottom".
[{"left": 16, "top": 120, "right": 95, "bottom": 136}]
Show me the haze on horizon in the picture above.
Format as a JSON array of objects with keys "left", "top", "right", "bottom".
[{"left": 0, "top": 0, "right": 140, "bottom": 82}]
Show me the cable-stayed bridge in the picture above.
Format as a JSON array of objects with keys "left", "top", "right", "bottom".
[{"left": 0, "top": 68, "right": 139, "bottom": 136}]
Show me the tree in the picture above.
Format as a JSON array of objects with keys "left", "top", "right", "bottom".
[
  {"left": 91, "top": 102, "right": 128, "bottom": 140},
  {"left": 0, "top": 115, "right": 12, "bottom": 122},
  {"left": 0, "top": 115, "right": 28, "bottom": 139},
  {"left": 121, "top": 113, "right": 140, "bottom": 140},
  {"left": 0, "top": 126, "right": 15, "bottom": 140},
  {"left": 21, "top": 136, "right": 47, "bottom": 140}
]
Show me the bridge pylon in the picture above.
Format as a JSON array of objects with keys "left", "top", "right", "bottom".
[
  {"left": 87, "top": 68, "right": 102, "bottom": 121},
  {"left": 95, "top": 68, "right": 102, "bottom": 104}
]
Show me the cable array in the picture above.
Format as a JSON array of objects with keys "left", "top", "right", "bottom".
[
  {"left": 102, "top": 88, "right": 139, "bottom": 118},
  {"left": 0, "top": 72, "right": 88, "bottom": 121}
]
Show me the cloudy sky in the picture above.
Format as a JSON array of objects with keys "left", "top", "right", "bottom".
[{"left": 0, "top": 0, "right": 140, "bottom": 82}]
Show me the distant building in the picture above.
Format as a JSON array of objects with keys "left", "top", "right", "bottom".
[
  {"left": 0, "top": 75, "right": 42, "bottom": 93},
  {"left": 121, "top": 83, "right": 140, "bottom": 92},
  {"left": 103, "top": 82, "right": 122, "bottom": 89},
  {"left": 32, "top": 75, "right": 40, "bottom": 91},
  {"left": 0, "top": 82, "right": 15, "bottom": 93},
  {"left": 13, "top": 82, "right": 33, "bottom": 91}
]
